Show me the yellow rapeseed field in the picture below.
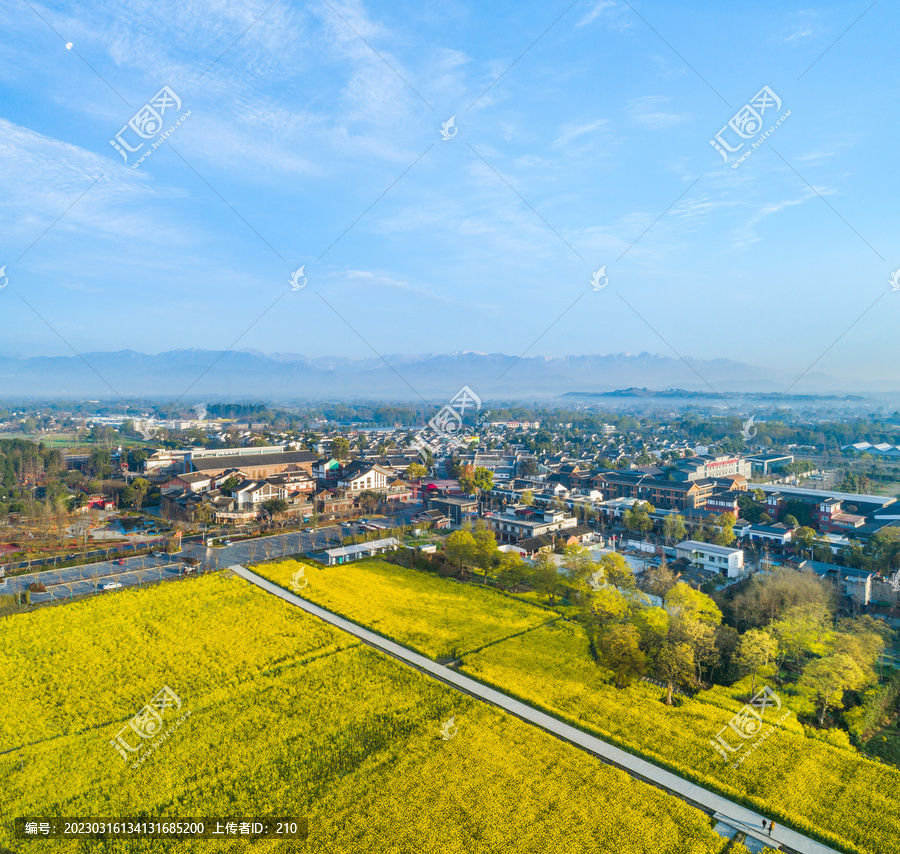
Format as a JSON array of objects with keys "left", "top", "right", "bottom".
[
  {"left": 258, "top": 557, "right": 900, "bottom": 854},
  {"left": 0, "top": 573, "right": 728, "bottom": 853},
  {"left": 257, "top": 557, "right": 552, "bottom": 659},
  {"left": 463, "top": 620, "right": 900, "bottom": 854}
]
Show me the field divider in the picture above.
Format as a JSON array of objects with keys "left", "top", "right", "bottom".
[
  {"left": 456, "top": 615, "right": 565, "bottom": 659},
  {"left": 232, "top": 563, "right": 846, "bottom": 854}
]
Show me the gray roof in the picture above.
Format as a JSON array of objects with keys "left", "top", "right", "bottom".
[{"left": 190, "top": 450, "right": 316, "bottom": 472}]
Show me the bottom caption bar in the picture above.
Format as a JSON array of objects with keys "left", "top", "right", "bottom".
[{"left": 15, "top": 818, "right": 308, "bottom": 839}]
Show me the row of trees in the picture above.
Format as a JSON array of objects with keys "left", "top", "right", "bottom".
[
  {"left": 434, "top": 531, "right": 893, "bottom": 728},
  {"left": 590, "top": 555, "right": 890, "bottom": 724}
]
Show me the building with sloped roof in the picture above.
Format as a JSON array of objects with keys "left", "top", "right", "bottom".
[{"left": 188, "top": 448, "right": 317, "bottom": 478}]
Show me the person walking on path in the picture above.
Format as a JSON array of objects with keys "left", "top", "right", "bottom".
[{"left": 769, "top": 821, "right": 775, "bottom": 837}]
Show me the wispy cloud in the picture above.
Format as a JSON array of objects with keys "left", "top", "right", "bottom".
[
  {"left": 576, "top": 1, "right": 632, "bottom": 30},
  {"left": 629, "top": 96, "right": 690, "bottom": 129},
  {"left": 782, "top": 10, "right": 820, "bottom": 43},
  {"left": 577, "top": 1, "right": 616, "bottom": 27},
  {"left": 344, "top": 269, "right": 494, "bottom": 313},
  {"left": 0, "top": 119, "right": 163, "bottom": 242},
  {"left": 731, "top": 186, "right": 831, "bottom": 247},
  {"left": 552, "top": 119, "right": 608, "bottom": 149},
  {"left": 669, "top": 194, "right": 722, "bottom": 220},
  {"left": 794, "top": 141, "right": 852, "bottom": 165}
]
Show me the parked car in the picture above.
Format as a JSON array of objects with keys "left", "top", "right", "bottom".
[
  {"left": 181, "top": 566, "right": 198, "bottom": 575},
  {"left": 151, "top": 551, "right": 167, "bottom": 558},
  {"left": 102, "top": 581, "right": 123, "bottom": 590},
  {"left": 116, "top": 559, "right": 125, "bottom": 565}
]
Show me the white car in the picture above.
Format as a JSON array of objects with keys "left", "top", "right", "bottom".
[{"left": 102, "top": 581, "right": 123, "bottom": 590}]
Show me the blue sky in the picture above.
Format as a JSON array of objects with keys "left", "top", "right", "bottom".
[{"left": 1, "top": 0, "right": 898, "bottom": 387}]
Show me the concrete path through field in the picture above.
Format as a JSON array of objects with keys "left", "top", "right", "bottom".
[{"left": 231, "top": 564, "right": 842, "bottom": 854}]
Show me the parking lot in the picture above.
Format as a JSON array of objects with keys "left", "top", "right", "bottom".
[{"left": 4, "top": 525, "right": 348, "bottom": 603}]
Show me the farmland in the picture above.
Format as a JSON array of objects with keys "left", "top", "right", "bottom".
[
  {"left": 257, "top": 557, "right": 553, "bottom": 660},
  {"left": 260, "top": 556, "right": 900, "bottom": 854},
  {"left": 0, "top": 573, "right": 728, "bottom": 853}
]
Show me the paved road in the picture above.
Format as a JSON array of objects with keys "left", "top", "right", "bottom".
[
  {"left": 3, "top": 526, "right": 347, "bottom": 603},
  {"left": 232, "top": 564, "right": 842, "bottom": 854}
]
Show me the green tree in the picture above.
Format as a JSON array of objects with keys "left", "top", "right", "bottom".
[
  {"left": 533, "top": 551, "right": 562, "bottom": 606},
  {"left": 597, "top": 623, "right": 647, "bottom": 688},
  {"left": 562, "top": 543, "right": 597, "bottom": 591},
  {"left": 262, "top": 498, "right": 289, "bottom": 517},
  {"left": 781, "top": 500, "right": 815, "bottom": 527},
  {"left": 712, "top": 512, "right": 736, "bottom": 547},
  {"left": 444, "top": 530, "right": 476, "bottom": 572},
  {"left": 727, "top": 567, "right": 835, "bottom": 631},
  {"left": 657, "top": 640, "right": 694, "bottom": 705},
  {"left": 769, "top": 605, "right": 832, "bottom": 669},
  {"left": 800, "top": 653, "right": 871, "bottom": 727},
  {"left": 89, "top": 447, "right": 113, "bottom": 479},
  {"left": 457, "top": 464, "right": 476, "bottom": 495},
  {"left": 632, "top": 606, "right": 669, "bottom": 660},
  {"left": 405, "top": 462, "right": 427, "bottom": 480},
  {"left": 794, "top": 526, "right": 817, "bottom": 551},
  {"left": 663, "top": 513, "right": 686, "bottom": 544},
  {"left": 598, "top": 551, "right": 636, "bottom": 589},
  {"left": 496, "top": 550, "right": 528, "bottom": 591},
  {"left": 473, "top": 466, "right": 494, "bottom": 494},
  {"left": 589, "top": 584, "right": 630, "bottom": 623},
  {"left": 735, "top": 628, "right": 777, "bottom": 696},
  {"left": 130, "top": 448, "right": 149, "bottom": 468},
  {"left": 521, "top": 489, "right": 534, "bottom": 506},
  {"left": 132, "top": 477, "right": 150, "bottom": 511},
  {"left": 472, "top": 523, "right": 498, "bottom": 584},
  {"left": 665, "top": 582, "right": 722, "bottom": 683},
  {"left": 623, "top": 501, "right": 654, "bottom": 534},
  {"left": 737, "top": 492, "right": 767, "bottom": 523},
  {"left": 331, "top": 437, "right": 350, "bottom": 460}
]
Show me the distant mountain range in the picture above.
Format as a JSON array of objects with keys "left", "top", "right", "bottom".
[{"left": 0, "top": 349, "right": 871, "bottom": 401}]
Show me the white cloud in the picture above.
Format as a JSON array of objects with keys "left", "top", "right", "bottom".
[
  {"left": 552, "top": 119, "right": 608, "bottom": 149},
  {"left": 794, "top": 141, "right": 852, "bottom": 165},
  {"left": 343, "top": 269, "right": 471, "bottom": 308},
  {"left": 731, "top": 187, "right": 831, "bottom": 247},
  {"left": 0, "top": 119, "right": 169, "bottom": 241},
  {"left": 577, "top": 1, "right": 616, "bottom": 27},
  {"left": 782, "top": 10, "right": 820, "bottom": 43},
  {"left": 629, "top": 96, "right": 690, "bottom": 129},
  {"left": 576, "top": 1, "right": 631, "bottom": 30}
]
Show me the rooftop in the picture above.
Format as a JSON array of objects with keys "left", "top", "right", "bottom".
[
  {"left": 675, "top": 540, "right": 743, "bottom": 557},
  {"left": 324, "top": 537, "right": 400, "bottom": 560}
]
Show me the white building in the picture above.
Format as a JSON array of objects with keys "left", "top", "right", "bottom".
[
  {"left": 323, "top": 537, "right": 399, "bottom": 565},
  {"left": 337, "top": 462, "right": 392, "bottom": 493},
  {"left": 675, "top": 540, "right": 745, "bottom": 578}
]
